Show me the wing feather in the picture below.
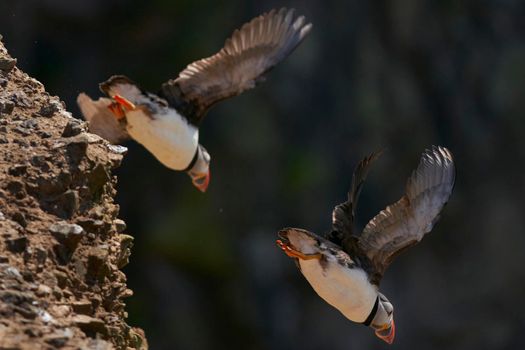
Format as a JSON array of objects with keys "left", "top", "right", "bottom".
[
  {"left": 358, "top": 146, "right": 455, "bottom": 279},
  {"left": 160, "top": 8, "right": 312, "bottom": 125},
  {"left": 329, "top": 151, "right": 382, "bottom": 251}
]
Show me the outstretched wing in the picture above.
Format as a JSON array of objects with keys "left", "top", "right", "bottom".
[
  {"left": 77, "top": 93, "right": 129, "bottom": 144},
  {"left": 160, "top": 8, "right": 312, "bottom": 125},
  {"left": 329, "top": 151, "right": 382, "bottom": 254},
  {"left": 358, "top": 146, "right": 455, "bottom": 281}
]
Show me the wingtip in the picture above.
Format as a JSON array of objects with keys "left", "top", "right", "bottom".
[
  {"left": 425, "top": 145, "right": 454, "bottom": 165},
  {"left": 263, "top": 7, "right": 312, "bottom": 35},
  {"left": 281, "top": 7, "right": 291, "bottom": 17},
  {"left": 76, "top": 92, "right": 96, "bottom": 114},
  {"left": 417, "top": 146, "right": 456, "bottom": 193},
  {"left": 76, "top": 92, "right": 88, "bottom": 103},
  {"left": 301, "top": 22, "right": 313, "bottom": 36},
  {"left": 370, "top": 148, "right": 385, "bottom": 161}
]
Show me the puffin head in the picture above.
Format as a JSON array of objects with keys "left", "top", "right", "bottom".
[
  {"left": 187, "top": 145, "right": 211, "bottom": 192},
  {"left": 369, "top": 293, "right": 395, "bottom": 344}
]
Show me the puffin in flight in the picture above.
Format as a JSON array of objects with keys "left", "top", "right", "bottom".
[
  {"left": 77, "top": 8, "right": 311, "bottom": 192},
  {"left": 277, "top": 146, "right": 455, "bottom": 344}
]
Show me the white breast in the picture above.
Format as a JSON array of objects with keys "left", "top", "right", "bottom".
[
  {"left": 299, "top": 256, "right": 377, "bottom": 323},
  {"left": 125, "top": 108, "right": 199, "bottom": 170}
]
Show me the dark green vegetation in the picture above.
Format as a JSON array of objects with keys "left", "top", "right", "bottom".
[{"left": 1, "top": 1, "right": 524, "bottom": 349}]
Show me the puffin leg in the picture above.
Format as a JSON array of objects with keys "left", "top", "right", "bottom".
[
  {"left": 107, "top": 101, "right": 126, "bottom": 120},
  {"left": 107, "top": 94, "right": 136, "bottom": 120},
  {"left": 276, "top": 240, "right": 322, "bottom": 260},
  {"left": 113, "top": 94, "right": 136, "bottom": 110}
]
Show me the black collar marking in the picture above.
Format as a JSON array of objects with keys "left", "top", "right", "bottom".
[
  {"left": 361, "top": 296, "right": 379, "bottom": 327},
  {"left": 183, "top": 147, "right": 200, "bottom": 172}
]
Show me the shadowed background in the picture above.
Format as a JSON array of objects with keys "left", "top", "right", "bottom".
[{"left": 2, "top": 0, "right": 525, "bottom": 349}]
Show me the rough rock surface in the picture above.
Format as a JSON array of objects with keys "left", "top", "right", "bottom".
[{"left": 0, "top": 37, "right": 146, "bottom": 349}]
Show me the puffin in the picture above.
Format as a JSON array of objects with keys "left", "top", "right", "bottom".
[
  {"left": 77, "top": 8, "right": 311, "bottom": 192},
  {"left": 276, "top": 146, "right": 455, "bottom": 344}
]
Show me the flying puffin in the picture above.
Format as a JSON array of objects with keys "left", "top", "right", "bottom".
[
  {"left": 77, "top": 8, "right": 311, "bottom": 192},
  {"left": 277, "top": 146, "right": 455, "bottom": 344}
]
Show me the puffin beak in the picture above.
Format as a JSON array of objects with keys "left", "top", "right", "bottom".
[
  {"left": 107, "top": 94, "right": 135, "bottom": 120},
  {"left": 375, "top": 318, "right": 395, "bottom": 344},
  {"left": 276, "top": 238, "right": 322, "bottom": 260},
  {"left": 192, "top": 169, "right": 210, "bottom": 193}
]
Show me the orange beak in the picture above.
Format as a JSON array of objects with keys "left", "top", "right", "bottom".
[{"left": 375, "top": 318, "right": 395, "bottom": 344}]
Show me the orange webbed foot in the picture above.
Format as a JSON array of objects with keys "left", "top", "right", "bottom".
[
  {"left": 107, "top": 94, "right": 136, "bottom": 120},
  {"left": 108, "top": 101, "right": 126, "bottom": 120}
]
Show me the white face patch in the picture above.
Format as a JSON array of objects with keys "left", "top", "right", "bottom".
[
  {"left": 286, "top": 230, "right": 319, "bottom": 255},
  {"left": 372, "top": 294, "right": 394, "bottom": 327},
  {"left": 189, "top": 146, "right": 210, "bottom": 175}
]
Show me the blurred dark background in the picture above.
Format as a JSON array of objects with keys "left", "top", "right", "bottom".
[{"left": 2, "top": 0, "right": 525, "bottom": 349}]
